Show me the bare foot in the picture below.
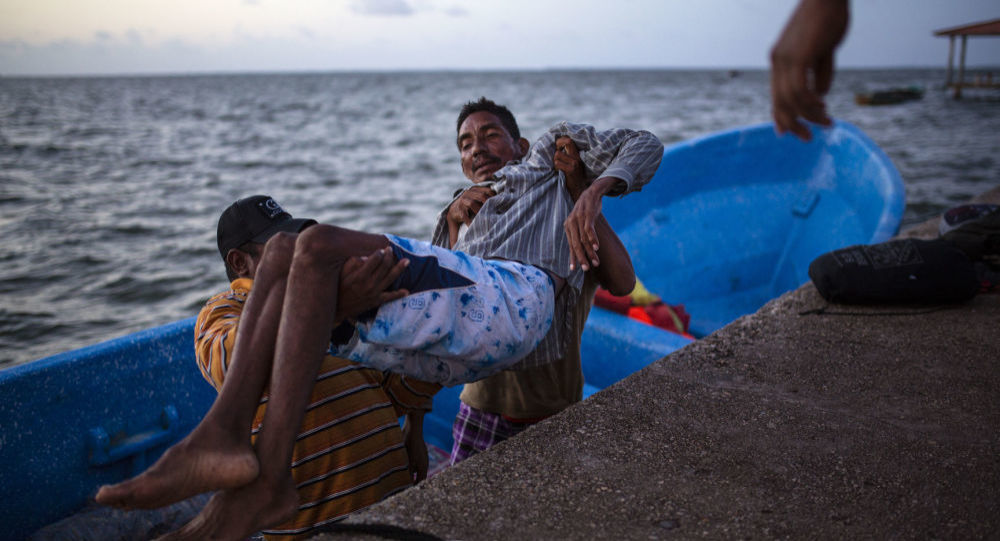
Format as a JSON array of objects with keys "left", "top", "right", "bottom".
[
  {"left": 95, "top": 435, "right": 259, "bottom": 510},
  {"left": 156, "top": 475, "right": 299, "bottom": 541}
]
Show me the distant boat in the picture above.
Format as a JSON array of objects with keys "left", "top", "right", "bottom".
[
  {"left": 0, "top": 120, "right": 905, "bottom": 537},
  {"left": 855, "top": 86, "right": 924, "bottom": 106}
]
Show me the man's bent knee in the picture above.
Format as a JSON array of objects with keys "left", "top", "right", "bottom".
[
  {"left": 294, "top": 225, "right": 352, "bottom": 270},
  {"left": 263, "top": 232, "right": 297, "bottom": 263},
  {"left": 254, "top": 233, "right": 298, "bottom": 281},
  {"left": 295, "top": 225, "right": 390, "bottom": 265}
]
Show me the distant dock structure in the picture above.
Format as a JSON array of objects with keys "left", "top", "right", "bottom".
[{"left": 934, "top": 18, "right": 1000, "bottom": 99}]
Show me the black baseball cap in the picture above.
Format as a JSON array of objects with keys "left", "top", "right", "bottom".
[{"left": 217, "top": 195, "right": 316, "bottom": 259}]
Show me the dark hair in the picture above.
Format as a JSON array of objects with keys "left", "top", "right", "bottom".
[
  {"left": 224, "top": 241, "right": 263, "bottom": 281},
  {"left": 456, "top": 97, "right": 520, "bottom": 141}
]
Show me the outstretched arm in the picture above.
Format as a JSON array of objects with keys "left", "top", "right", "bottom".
[{"left": 770, "top": 0, "right": 849, "bottom": 141}]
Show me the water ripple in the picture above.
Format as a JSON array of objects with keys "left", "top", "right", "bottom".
[{"left": 1, "top": 69, "right": 996, "bottom": 367}]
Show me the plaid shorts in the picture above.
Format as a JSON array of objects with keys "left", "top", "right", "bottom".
[{"left": 449, "top": 402, "right": 538, "bottom": 465}]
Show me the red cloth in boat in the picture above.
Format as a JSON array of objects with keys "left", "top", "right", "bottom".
[{"left": 594, "top": 287, "right": 693, "bottom": 338}]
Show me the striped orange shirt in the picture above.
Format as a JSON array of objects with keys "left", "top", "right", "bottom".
[{"left": 194, "top": 278, "right": 441, "bottom": 539}]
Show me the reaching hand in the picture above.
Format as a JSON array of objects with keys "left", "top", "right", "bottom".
[
  {"left": 335, "top": 247, "right": 409, "bottom": 323},
  {"left": 770, "top": 0, "right": 849, "bottom": 141}
]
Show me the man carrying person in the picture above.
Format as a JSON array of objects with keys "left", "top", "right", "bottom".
[
  {"left": 96, "top": 111, "right": 661, "bottom": 540},
  {"left": 196, "top": 195, "right": 443, "bottom": 539},
  {"left": 437, "top": 98, "right": 659, "bottom": 463}
]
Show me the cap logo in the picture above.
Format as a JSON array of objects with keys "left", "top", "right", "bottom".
[{"left": 257, "top": 198, "right": 285, "bottom": 219}]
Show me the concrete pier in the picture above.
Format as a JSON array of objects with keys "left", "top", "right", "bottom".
[{"left": 320, "top": 188, "right": 1000, "bottom": 540}]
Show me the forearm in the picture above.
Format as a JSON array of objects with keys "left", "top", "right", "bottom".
[
  {"left": 403, "top": 410, "right": 425, "bottom": 438},
  {"left": 402, "top": 410, "right": 429, "bottom": 482},
  {"left": 583, "top": 178, "right": 635, "bottom": 294},
  {"left": 571, "top": 177, "right": 635, "bottom": 292},
  {"left": 592, "top": 213, "right": 635, "bottom": 295},
  {"left": 595, "top": 130, "right": 663, "bottom": 195}
]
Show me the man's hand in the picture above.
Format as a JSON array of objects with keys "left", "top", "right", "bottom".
[
  {"left": 554, "top": 136, "right": 587, "bottom": 200},
  {"left": 770, "top": 0, "right": 849, "bottom": 141},
  {"left": 335, "top": 247, "right": 409, "bottom": 324},
  {"left": 447, "top": 185, "right": 496, "bottom": 228},
  {"left": 564, "top": 176, "right": 620, "bottom": 272},
  {"left": 446, "top": 184, "right": 496, "bottom": 247}
]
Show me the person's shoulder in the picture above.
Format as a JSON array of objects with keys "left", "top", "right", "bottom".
[
  {"left": 197, "top": 279, "right": 252, "bottom": 320},
  {"left": 205, "top": 280, "right": 250, "bottom": 304}
]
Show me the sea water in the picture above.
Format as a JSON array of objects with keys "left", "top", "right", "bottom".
[{"left": 1, "top": 69, "right": 998, "bottom": 368}]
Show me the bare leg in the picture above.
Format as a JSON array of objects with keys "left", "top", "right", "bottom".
[
  {"left": 96, "top": 234, "right": 299, "bottom": 509},
  {"left": 158, "top": 225, "right": 393, "bottom": 539}
]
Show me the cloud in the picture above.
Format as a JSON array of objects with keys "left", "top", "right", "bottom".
[
  {"left": 296, "top": 25, "right": 315, "bottom": 39},
  {"left": 350, "top": 0, "right": 415, "bottom": 16},
  {"left": 443, "top": 6, "right": 468, "bottom": 17}
]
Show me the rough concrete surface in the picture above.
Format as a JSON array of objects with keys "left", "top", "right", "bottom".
[{"left": 315, "top": 187, "right": 1000, "bottom": 540}]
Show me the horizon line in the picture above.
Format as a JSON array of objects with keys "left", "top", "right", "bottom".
[{"left": 4, "top": 64, "right": 999, "bottom": 79}]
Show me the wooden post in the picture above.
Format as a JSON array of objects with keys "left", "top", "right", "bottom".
[
  {"left": 955, "top": 35, "right": 968, "bottom": 99},
  {"left": 946, "top": 35, "right": 955, "bottom": 86}
]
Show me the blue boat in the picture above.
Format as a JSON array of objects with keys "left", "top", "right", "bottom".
[{"left": 0, "top": 120, "right": 904, "bottom": 537}]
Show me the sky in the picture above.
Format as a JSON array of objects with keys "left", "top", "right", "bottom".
[{"left": 1, "top": 0, "right": 998, "bottom": 76}]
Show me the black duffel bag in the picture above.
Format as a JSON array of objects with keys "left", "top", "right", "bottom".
[{"left": 808, "top": 237, "right": 980, "bottom": 304}]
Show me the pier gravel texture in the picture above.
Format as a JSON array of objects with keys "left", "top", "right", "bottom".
[{"left": 321, "top": 192, "right": 1000, "bottom": 540}]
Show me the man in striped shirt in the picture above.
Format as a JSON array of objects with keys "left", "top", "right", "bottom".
[
  {"left": 190, "top": 195, "right": 442, "bottom": 539},
  {"left": 436, "top": 98, "right": 662, "bottom": 463},
  {"left": 97, "top": 115, "right": 660, "bottom": 539}
]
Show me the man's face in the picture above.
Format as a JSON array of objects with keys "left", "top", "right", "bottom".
[{"left": 458, "top": 111, "right": 523, "bottom": 183}]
